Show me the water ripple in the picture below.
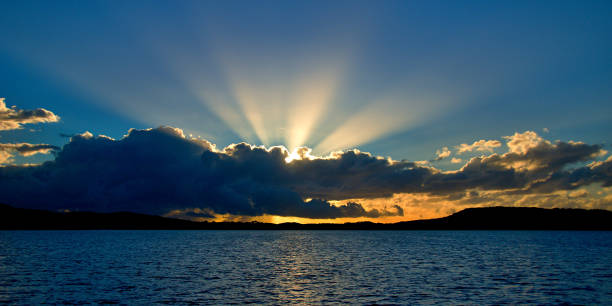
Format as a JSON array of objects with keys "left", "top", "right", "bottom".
[{"left": 0, "top": 230, "right": 611, "bottom": 304}]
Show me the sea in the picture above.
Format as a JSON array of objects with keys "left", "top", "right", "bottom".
[{"left": 1, "top": 230, "right": 611, "bottom": 305}]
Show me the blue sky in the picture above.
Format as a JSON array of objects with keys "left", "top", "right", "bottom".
[
  {"left": 1, "top": 1, "right": 612, "bottom": 220},
  {"left": 2, "top": 1, "right": 611, "bottom": 162}
]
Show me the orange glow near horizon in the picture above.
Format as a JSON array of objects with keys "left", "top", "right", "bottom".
[
  {"left": 187, "top": 213, "right": 432, "bottom": 224},
  {"left": 163, "top": 186, "right": 612, "bottom": 224}
]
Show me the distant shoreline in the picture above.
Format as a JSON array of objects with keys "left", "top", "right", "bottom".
[{"left": 1, "top": 204, "right": 611, "bottom": 230}]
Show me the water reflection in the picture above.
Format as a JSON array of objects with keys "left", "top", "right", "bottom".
[{"left": 0, "top": 230, "right": 611, "bottom": 304}]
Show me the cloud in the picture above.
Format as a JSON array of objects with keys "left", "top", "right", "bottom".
[
  {"left": 521, "top": 153, "right": 612, "bottom": 194},
  {"left": 0, "top": 127, "right": 609, "bottom": 219},
  {"left": 0, "top": 99, "right": 60, "bottom": 165},
  {"left": 0, "top": 126, "right": 403, "bottom": 219},
  {"left": 568, "top": 189, "right": 588, "bottom": 198},
  {"left": 0, "top": 98, "right": 60, "bottom": 131},
  {"left": 503, "top": 131, "right": 544, "bottom": 154},
  {"left": 450, "top": 157, "right": 462, "bottom": 164},
  {"left": 434, "top": 132, "right": 607, "bottom": 195},
  {"left": 0, "top": 143, "right": 59, "bottom": 164},
  {"left": 456, "top": 139, "right": 501, "bottom": 154},
  {"left": 433, "top": 147, "right": 451, "bottom": 161},
  {"left": 416, "top": 131, "right": 607, "bottom": 197}
]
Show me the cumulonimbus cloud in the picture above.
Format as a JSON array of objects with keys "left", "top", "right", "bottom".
[
  {"left": 0, "top": 98, "right": 60, "bottom": 131},
  {"left": 0, "top": 127, "right": 609, "bottom": 218}
]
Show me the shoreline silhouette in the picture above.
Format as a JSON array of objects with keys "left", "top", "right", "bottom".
[{"left": 1, "top": 204, "right": 610, "bottom": 230}]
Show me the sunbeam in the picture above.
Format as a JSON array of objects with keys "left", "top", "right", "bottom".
[
  {"left": 2, "top": 2, "right": 612, "bottom": 302},
  {"left": 313, "top": 91, "right": 454, "bottom": 154},
  {"left": 193, "top": 88, "right": 259, "bottom": 143},
  {"left": 285, "top": 60, "right": 344, "bottom": 150}
]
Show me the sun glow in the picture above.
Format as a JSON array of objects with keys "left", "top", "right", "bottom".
[
  {"left": 285, "top": 64, "right": 341, "bottom": 150},
  {"left": 215, "top": 50, "right": 346, "bottom": 149},
  {"left": 9, "top": 12, "right": 464, "bottom": 155},
  {"left": 284, "top": 147, "right": 316, "bottom": 163},
  {"left": 89, "top": 18, "right": 468, "bottom": 155}
]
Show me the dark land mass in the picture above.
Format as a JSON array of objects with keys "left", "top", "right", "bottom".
[{"left": 1, "top": 204, "right": 611, "bottom": 230}]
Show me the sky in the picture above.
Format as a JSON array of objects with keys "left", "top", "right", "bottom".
[{"left": 1, "top": 1, "right": 611, "bottom": 222}]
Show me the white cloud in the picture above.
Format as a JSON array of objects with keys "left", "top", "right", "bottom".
[
  {"left": 503, "top": 131, "right": 546, "bottom": 154},
  {"left": 456, "top": 139, "right": 501, "bottom": 154},
  {"left": 434, "top": 147, "right": 451, "bottom": 160}
]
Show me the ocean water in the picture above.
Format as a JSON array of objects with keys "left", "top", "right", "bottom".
[{"left": 0, "top": 230, "right": 611, "bottom": 305}]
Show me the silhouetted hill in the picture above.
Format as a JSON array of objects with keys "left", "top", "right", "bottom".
[
  {"left": 0, "top": 204, "right": 610, "bottom": 230},
  {"left": 0, "top": 204, "right": 197, "bottom": 230},
  {"left": 389, "top": 207, "right": 612, "bottom": 230}
]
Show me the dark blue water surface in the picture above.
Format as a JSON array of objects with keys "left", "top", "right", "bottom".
[{"left": 0, "top": 230, "right": 611, "bottom": 305}]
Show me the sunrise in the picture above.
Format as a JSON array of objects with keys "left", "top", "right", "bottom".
[{"left": 1, "top": 1, "right": 611, "bottom": 304}]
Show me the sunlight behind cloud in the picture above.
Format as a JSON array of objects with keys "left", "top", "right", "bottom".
[
  {"left": 213, "top": 47, "right": 348, "bottom": 149},
  {"left": 144, "top": 22, "right": 351, "bottom": 149},
  {"left": 285, "top": 62, "right": 343, "bottom": 150}
]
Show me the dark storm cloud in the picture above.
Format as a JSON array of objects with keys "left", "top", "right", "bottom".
[
  {"left": 0, "top": 127, "right": 609, "bottom": 218},
  {"left": 197, "top": 142, "right": 429, "bottom": 201},
  {"left": 0, "top": 98, "right": 60, "bottom": 131},
  {"left": 0, "top": 126, "right": 403, "bottom": 218}
]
